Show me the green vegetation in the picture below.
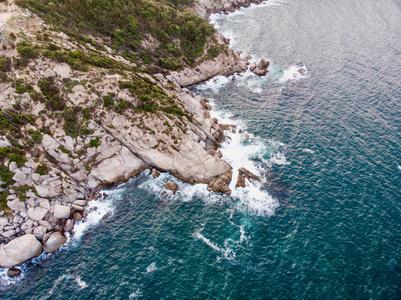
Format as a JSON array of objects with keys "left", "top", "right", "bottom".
[
  {"left": 38, "top": 76, "right": 65, "bottom": 111},
  {"left": 90, "top": 137, "right": 100, "bottom": 148},
  {"left": 62, "top": 106, "right": 94, "bottom": 138},
  {"left": 16, "top": 0, "right": 218, "bottom": 70},
  {"left": 35, "top": 163, "right": 50, "bottom": 175}
]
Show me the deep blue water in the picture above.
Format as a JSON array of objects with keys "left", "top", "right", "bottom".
[{"left": 2, "top": 0, "right": 401, "bottom": 298}]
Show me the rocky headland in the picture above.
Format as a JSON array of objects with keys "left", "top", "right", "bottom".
[{"left": 0, "top": 0, "right": 264, "bottom": 275}]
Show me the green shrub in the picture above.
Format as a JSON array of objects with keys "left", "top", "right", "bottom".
[
  {"left": 36, "top": 163, "right": 50, "bottom": 175},
  {"left": 38, "top": 77, "right": 65, "bottom": 111},
  {"left": 90, "top": 137, "right": 100, "bottom": 148}
]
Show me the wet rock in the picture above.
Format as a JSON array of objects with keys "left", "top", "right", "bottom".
[
  {"left": 236, "top": 173, "right": 246, "bottom": 188},
  {"left": 165, "top": 180, "right": 178, "bottom": 194},
  {"left": 207, "top": 171, "right": 232, "bottom": 195},
  {"left": 0, "top": 234, "right": 43, "bottom": 268},
  {"left": 43, "top": 232, "right": 67, "bottom": 253},
  {"left": 82, "top": 210, "right": 88, "bottom": 219},
  {"left": 238, "top": 167, "right": 260, "bottom": 181},
  {"left": 250, "top": 58, "right": 270, "bottom": 76},
  {"left": 64, "top": 219, "right": 74, "bottom": 232},
  {"left": 151, "top": 169, "right": 160, "bottom": 178},
  {"left": 7, "top": 268, "right": 21, "bottom": 278},
  {"left": 73, "top": 212, "right": 82, "bottom": 222},
  {"left": 54, "top": 204, "right": 70, "bottom": 219}
]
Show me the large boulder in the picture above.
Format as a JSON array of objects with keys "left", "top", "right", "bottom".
[
  {"left": 0, "top": 234, "right": 43, "bottom": 268},
  {"left": 250, "top": 58, "right": 270, "bottom": 76},
  {"left": 43, "top": 232, "right": 67, "bottom": 253},
  {"left": 54, "top": 204, "right": 70, "bottom": 219},
  {"left": 28, "top": 207, "right": 48, "bottom": 221}
]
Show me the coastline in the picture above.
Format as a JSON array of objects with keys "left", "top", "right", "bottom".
[{"left": 0, "top": 0, "right": 266, "bottom": 280}]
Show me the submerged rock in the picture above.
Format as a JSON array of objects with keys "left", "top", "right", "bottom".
[{"left": 0, "top": 234, "right": 43, "bottom": 268}]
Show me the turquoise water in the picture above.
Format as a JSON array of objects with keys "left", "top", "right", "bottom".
[{"left": 2, "top": 0, "right": 401, "bottom": 298}]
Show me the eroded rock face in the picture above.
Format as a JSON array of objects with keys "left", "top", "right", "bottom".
[
  {"left": 43, "top": 232, "right": 67, "bottom": 253},
  {"left": 0, "top": 234, "right": 43, "bottom": 268}
]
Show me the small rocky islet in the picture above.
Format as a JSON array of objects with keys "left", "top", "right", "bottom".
[{"left": 0, "top": 0, "right": 266, "bottom": 276}]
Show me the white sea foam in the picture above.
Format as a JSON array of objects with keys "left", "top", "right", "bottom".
[
  {"left": 129, "top": 289, "right": 143, "bottom": 299},
  {"left": 75, "top": 276, "right": 88, "bottom": 289},
  {"left": 70, "top": 191, "right": 116, "bottom": 243},
  {"left": 195, "top": 75, "right": 233, "bottom": 93},
  {"left": 0, "top": 252, "right": 51, "bottom": 287},
  {"left": 303, "top": 148, "right": 316, "bottom": 154},
  {"left": 146, "top": 262, "right": 158, "bottom": 273},
  {"left": 278, "top": 65, "right": 309, "bottom": 83}
]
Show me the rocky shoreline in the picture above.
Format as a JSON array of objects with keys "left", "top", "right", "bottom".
[{"left": 0, "top": 0, "right": 266, "bottom": 278}]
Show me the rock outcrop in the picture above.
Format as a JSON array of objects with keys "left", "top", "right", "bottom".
[
  {"left": 165, "top": 180, "right": 179, "bottom": 194},
  {"left": 193, "top": 0, "right": 265, "bottom": 20},
  {"left": 250, "top": 58, "right": 270, "bottom": 76},
  {"left": 0, "top": 234, "right": 43, "bottom": 268}
]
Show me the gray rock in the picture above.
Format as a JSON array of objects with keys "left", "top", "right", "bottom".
[
  {"left": 8, "top": 161, "right": 17, "bottom": 172},
  {"left": 73, "top": 200, "right": 86, "bottom": 206},
  {"left": 21, "top": 219, "right": 34, "bottom": 231},
  {"left": 0, "top": 217, "right": 9, "bottom": 226},
  {"left": 33, "top": 226, "right": 47, "bottom": 240},
  {"left": 64, "top": 219, "right": 73, "bottom": 232},
  {"left": 39, "top": 220, "right": 52, "bottom": 231},
  {"left": 12, "top": 169, "right": 27, "bottom": 184},
  {"left": 38, "top": 198, "right": 51, "bottom": 211},
  {"left": 7, "top": 199, "right": 26, "bottom": 212},
  {"left": 2, "top": 230, "right": 16, "bottom": 238},
  {"left": 28, "top": 207, "right": 48, "bottom": 221},
  {"left": 54, "top": 204, "right": 70, "bottom": 219},
  {"left": 21, "top": 167, "right": 32, "bottom": 175},
  {"left": 43, "top": 232, "right": 67, "bottom": 253},
  {"left": 0, "top": 234, "right": 43, "bottom": 267},
  {"left": 49, "top": 180, "right": 62, "bottom": 187},
  {"left": 34, "top": 184, "right": 61, "bottom": 198},
  {"left": 13, "top": 215, "right": 23, "bottom": 224},
  {"left": 27, "top": 198, "right": 36, "bottom": 207},
  {"left": 72, "top": 204, "right": 84, "bottom": 212},
  {"left": 4, "top": 225, "right": 15, "bottom": 231},
  {"left": 26, "top": 191, "right": 37, "bottom": 198},
  {"left": 32, "top": 173, "right": 40, "bottom": 182}
]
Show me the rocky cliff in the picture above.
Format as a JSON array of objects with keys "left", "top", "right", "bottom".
[{"left": 0, "top": 0, "right": 255, "bottom": 269}]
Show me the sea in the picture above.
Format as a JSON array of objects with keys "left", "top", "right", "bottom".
[{"left": 1, "top": 0, "right": 401, "bottom": 298}]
